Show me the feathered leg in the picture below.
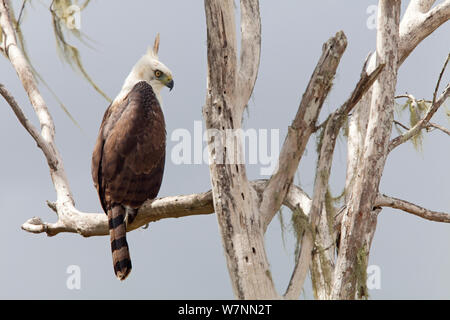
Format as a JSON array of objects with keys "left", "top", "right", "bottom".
[
  {"left": 125, "top": 207, "right": 139, "bottom": 225},
  {"left": 108, "top": 204, "right": 132, "bottom": 280}
]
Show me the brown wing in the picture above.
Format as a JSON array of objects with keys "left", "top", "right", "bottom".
[{"left": 91, "top": 81, "right": 166, "bottom": 212}]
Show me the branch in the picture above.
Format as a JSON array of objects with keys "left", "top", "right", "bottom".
[
  {"left": 393, "top": 120, "right": 410, "bottom": 131},
  {"left": 427, "top": 122, "right": 450, "bottom": 136},
  {"left": 259, "top": 31, "right": 348, "bottom": 231},
  {"left": 294, "top": 61, "right": 385, "bottom": 299},
  {"left": 21, "top": 180, "right": 312, "bottom": 238},
  {"left": 16, "top": 0, "right": 27, "bottom": 27},
  {"left": 236, "top": 0, "right": 261, "bottom": 115},
  {"left": 399, "top": 0, "right": 450, "bottom": 65},
  {"left": 375, "top": 194, "right": 450, "bottom": 223},
  {"left": 0, "top": 0, "right": 55, "bottom": 142},
  {"left": 343, "top": 65, "right": 387, "bottom": 115},
  {"left": 22, "top": 189, "right": 214, "bottom": 237},
  {"left": 0, "top": 84, "right": 57, "bottom": 170},
  {"left": 0, "top": 0, "right": 82, "bottom": 236},
  {"left": 345, "top": 0, "right": 450, "bottom": 197},
  {"left": 332, "top": 0, "right": 401, "bottom": 299},
  {"left": 403, "top": 1, "right": 436, "bottom": 20},
  {"left": 433, "top": 53, "right": 450, "bottom": 105}
]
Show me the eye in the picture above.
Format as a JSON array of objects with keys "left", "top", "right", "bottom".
[{"left": 155, "top": 70, "right": 162, "bottom": 78}]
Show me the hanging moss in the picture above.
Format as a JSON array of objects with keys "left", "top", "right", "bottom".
[
  {"left": 395, "top": 97, "right": 434, "bottom": 152},
  {"left": 8, "top": 1, "right": 88, "bottom": 130},
  {"left": 277, "top": 207, "right": 287, "bottom": 251},
  {"left": 355, "top": 246, "right": 369, "bottom": 300},
  {"left": 50, "top": 0, "right": 111, "bottom": 102},
  {"left": 315, "top": 115, "right": 330, "bottom": 154},
  {"left": 341, "top": 113, "right": 350, "bottom": 139},
  {"left": 265, "top": 269, "right": 273, "bottom": 282},
  {"left": 291, "top": 207, "right": 311, "bottom": 261},
  {"left": 316, "top": 245, "right": 333, "bottom": 294},
  {"left": 408, "top": 101, "right": 424, "bottom": 151},
  {"left": 324, "top": 189, "right": 336, "bottom": 236}
]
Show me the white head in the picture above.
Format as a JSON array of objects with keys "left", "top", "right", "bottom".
[{"left": 118, "top": 34, "right": 174, "bottom": 104}]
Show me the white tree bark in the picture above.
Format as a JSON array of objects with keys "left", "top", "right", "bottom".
[
  {"left": 203, "top": 0, "right": 279, "bottom": 299},
  {"left": 309, "top": 62, "right": 386, "bottom": 299},
  {"left": 332, "top": 0, "right": 401, "bottom": 300},
  {"left": 0, "top": 0, "right": 77, "bottom": 229},
  {"left": 339, "top": 0, "right": 450, "bottom": 299},
  {"left": 345, "top": 0, "right": 450, "bottom": 195}
]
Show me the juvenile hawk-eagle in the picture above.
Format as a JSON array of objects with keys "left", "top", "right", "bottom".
[{"left": 92, "top": 35, "right": 173, "bottom": 280}]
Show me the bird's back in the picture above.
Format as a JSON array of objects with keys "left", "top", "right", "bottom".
[{"left": 92, "top": 81, "right": 166, "bottom": 280}]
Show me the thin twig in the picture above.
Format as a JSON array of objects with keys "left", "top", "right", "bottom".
[
  {"left": 427, "top": 122, "right": 450, "bottom": 136},
  {"left": 16, "top": 0, "right": 27, "bottom": 27},
  {"left": 433, "top": 53, "right": 450, "bottom": 105},
  {"left": 393, "top": 120, "right": 410, "bottom": 131}
]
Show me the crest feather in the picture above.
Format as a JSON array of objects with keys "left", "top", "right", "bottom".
[{"left": 147, "top": 33, "right": 160, "bottom": 59}]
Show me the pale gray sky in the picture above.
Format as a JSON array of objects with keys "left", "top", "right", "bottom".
[{"left": 0, "top": 1, "right": 449, "bottom": 299}]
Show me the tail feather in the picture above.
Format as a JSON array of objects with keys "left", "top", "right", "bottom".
[{"left": 108, "top": 205, "right": 132, "bottom": 280}]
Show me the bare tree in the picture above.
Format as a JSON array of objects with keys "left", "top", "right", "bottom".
[{"left": 1, "top": 0, "right": 449, "bottom": 299}]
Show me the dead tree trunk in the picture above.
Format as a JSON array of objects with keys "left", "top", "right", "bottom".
[{"left": 332, "top": 0, "right": 401, "bottom": 299}]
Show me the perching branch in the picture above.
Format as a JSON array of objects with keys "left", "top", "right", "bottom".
[
  {"left": 22, "top": 189, "right": 214, "bottom": 237},
  {"left": 20, "top": 180, "right": 313, "bottom": 238}
]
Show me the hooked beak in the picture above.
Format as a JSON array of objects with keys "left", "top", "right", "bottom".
[{"left": 165, "top": 79, "right": 174, "bottom": 91}]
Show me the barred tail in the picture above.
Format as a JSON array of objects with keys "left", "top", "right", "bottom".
[{"left": 108, "top": 205, "right": 132, "bottom": 280}]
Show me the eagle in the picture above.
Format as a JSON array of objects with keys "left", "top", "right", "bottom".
[{"left": 91, "top": 34, "right": 173, "bottom": 280}]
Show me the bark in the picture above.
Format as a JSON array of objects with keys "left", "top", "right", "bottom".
[
  {"left": 203, "top": 0, "right": 278, "bottom": 299},
  {"left": 308, "top": 63, "right": 386, "bottom": 299},
  {"left": 340, "top": 0, "right": 450, "bottom": 300},
  {"left": 0, "top": 0, "right": 76, "bottom": 226},
  {"left": 332, "top": 0, "right": 401, "bottom": 300},
  {"left": 376, "top": 194, "right": 450, "bottom": 222},
  {"left": 345, "top": 0, "right": 450, "bottom": 196}
]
